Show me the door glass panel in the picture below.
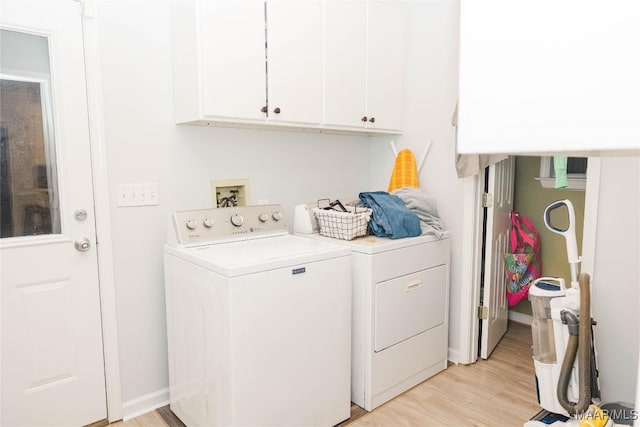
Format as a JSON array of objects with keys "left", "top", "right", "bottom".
[{"left": 0, "top": 29, "right": 60, "bottom": 238}]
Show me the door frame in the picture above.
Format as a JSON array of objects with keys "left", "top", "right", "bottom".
[
  {"left": 457, "top": 157, "right": 602, "bottom": 365},
  {"left": 81, "top": 2, "right": 123, "bottom": 421}
]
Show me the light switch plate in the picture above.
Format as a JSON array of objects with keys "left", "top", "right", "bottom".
[{"left": 117, "top": 183, "right": 159, "bottom": 207}]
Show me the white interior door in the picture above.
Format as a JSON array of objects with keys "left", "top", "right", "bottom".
[
  {"left": 480, "top": 157, "right": 515, "bottom": 359},
  {"left": 0, "top": 2, "right": 107, "bottom": 426}
]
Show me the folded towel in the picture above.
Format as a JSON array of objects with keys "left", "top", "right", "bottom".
[
  {"left": 359, "top": 191, "right": 421, "bottom": 239},
  {"left": 391, "top": 187, "right": 446, "bottom": 238},
  {"left": 388, "top": 149, "right": 419, "bottom": 192},
  {"left": 554, "top": 156, "right": 568, "bottom": 189}
]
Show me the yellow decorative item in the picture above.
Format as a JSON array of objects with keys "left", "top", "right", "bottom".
[
  {"left": 579, "top": 405, "right": 610, "bottom": 427},
  {"left": 388, "top": 149, "right": 420, "bottom": 192}
]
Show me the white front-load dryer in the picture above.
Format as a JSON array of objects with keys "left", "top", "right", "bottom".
[
  {"left": 164, "top": 205, "right": 351, "bottom": 426},
  {"left": 295, "top": 207, "right": 451, "bottom": 412}
]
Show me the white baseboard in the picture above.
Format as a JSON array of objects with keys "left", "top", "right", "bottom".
[
  {"left": 509, "top": 310, "right": 533, "bottom": 326},
  {"left": 122, "top": 387, "right": 169, "bottom": 421},
  {"left": 447, "top": 347, "right": 459, "bottom": 364}
]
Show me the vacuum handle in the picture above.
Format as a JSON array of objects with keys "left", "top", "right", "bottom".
[
  {"left": 544, "top": 200, "right": 575, "bottom": 234},
  {"left": 544, "top": 200, "right": 581, "bottom": 284}
]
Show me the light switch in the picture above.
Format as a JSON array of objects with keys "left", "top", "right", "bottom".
[{"left": 117, "top": 183, "right": 159, "bottom": 207}]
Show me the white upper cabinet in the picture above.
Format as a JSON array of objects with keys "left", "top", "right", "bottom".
[
  {"left": 324, "top": 1, "right": 367, "bottom": 129},
  {"left": 365, "top": 1, "right": 404, "bottom": 132},
  {"left": 324, "top": 1, "right": 404, "bottom": 133},
  {"left": 172, "top": 0, "right": 405, "bottom": 135},
  {"left": 171, "top": 0, "right": 323, "bottom": 127},
  {"left": 172, "top": 0, "right": 267, "bottom": 124},
  {"left": 267, "top": 1, "right": 323, "bottom": 125},
  {"left": 458, "top": 1, "right": 639, "bottom": 154}
]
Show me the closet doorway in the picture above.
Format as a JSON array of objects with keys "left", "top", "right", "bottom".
[
  {"left": 458, "top": 156, "right": 598, "bottom": 364},
  {"left": 505, "top": 157, "right": 587, "bottom": 328}
]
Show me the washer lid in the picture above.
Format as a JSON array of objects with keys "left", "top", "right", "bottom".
[{"left": 164, "top": 235, "right": 350, "bottom": 277}]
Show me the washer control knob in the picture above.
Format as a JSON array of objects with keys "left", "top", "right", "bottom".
[
  {"left": 186, "top": 219, "right": 198, "bottom": 230},
  {"left": 203, "top": 218, "right": 215, "bottom": 228},
  {"left": 230, "top": 214, "right": 244, "bottom": 227},
  {"left": 258, "top": 213, "right": 269, "bottom": 223},
  {"left": 272, "top": 211, "right": 283, "bottom": 221}
]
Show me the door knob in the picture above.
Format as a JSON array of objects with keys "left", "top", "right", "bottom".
[
  {"left": 74, "top": 238, "right": 91, "bottom": 252},
  {"left": 261, "top": 106, "right": 268, "bottom": 113},
  {"left": 273, "top": 107, "right": 281, "bottom": 114},
  {"left": 361, "top": 116, "right": 368, "bottom": 122},
  {"left": 369, "top": 117, "right": 375, "bottom": 123}
]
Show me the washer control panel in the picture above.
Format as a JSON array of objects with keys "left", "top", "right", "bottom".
[{"left": 171, "top": 204, "right": 289, "bottom": 245}]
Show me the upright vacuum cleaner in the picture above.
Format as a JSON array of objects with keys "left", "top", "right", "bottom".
[{"left": 525, "top": 200, "right": 611, "bottom": 427}]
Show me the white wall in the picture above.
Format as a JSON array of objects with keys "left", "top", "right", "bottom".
[
  {"left": 97, "top": 0, "right": 464, "bottom": 415},
  {"left": 589, "top": 157, "right": 639, "bottom": 403}
]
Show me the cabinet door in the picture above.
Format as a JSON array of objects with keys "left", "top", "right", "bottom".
[
  {"left": 267, "top": 1, "right": 323, "bottom": 125},
  {"left": 366, "top": 1, "right": 404, "bottom": 132},
  {"left": 324, "top": 1, "right": 367, "bottom": 128},
  {"left": 199, "top": 0, "right": 266, "bottom": 122}
]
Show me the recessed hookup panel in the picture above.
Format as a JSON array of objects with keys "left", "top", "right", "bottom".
[{"left": 210, "top": 178, "right": 250, "bottom": 208}]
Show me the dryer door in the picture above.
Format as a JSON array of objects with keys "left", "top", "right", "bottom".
[{"left": 374, "top": 265, "right": 447, "bottom": 352}]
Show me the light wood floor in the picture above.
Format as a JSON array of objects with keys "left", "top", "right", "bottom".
[{"left": 112, "top": 322, "right": 539, "bottom": 427}]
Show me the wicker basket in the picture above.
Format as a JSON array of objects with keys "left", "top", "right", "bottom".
[{"left": 313, "top": 206, "right": 372, "bottom": 241}]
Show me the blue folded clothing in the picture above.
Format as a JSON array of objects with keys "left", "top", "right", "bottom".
[{"left": 359, "top": 191, "right": 421, "bottom": 239}]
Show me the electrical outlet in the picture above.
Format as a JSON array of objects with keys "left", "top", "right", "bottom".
[
  {"left": 117, "top": 183, "right": 159, "bottom": 207},
  {"left": 210, "top": 178, "right": 250, "bottom": 208}
]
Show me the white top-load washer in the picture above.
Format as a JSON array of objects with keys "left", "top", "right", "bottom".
[
  {"left": 294, "top": 205, "right": 451, "bottom": 411},
  {"left": 164, "top": 205, "right": 352, "bottom": 427}
]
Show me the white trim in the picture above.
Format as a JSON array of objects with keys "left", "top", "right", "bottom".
[
  {"left": 122, "top": 388, "right": 170, "bottom": 421},
  {"left": 534, "top": 177, "right": 586, "bottom": 191},
  {"left": 457, "top": 174, "right": 483, "bottom": 365},
  {"left": 81, "top": 6, "right": 123, "bottom": 422},
  {"left": 580, "top": 157, "right": 601, "bottom": 278},
  {"left": 447, "top": 347, "right": 460, "bottom": 365},
  {"left": 508, "top": 310, "right": 533, "bottom": 326}
]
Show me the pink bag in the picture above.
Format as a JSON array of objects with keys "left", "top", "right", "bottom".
[{"left": 504, "top": 211, "right": 541, "bottom": 306}]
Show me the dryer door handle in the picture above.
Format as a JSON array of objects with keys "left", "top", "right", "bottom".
[{"left": 405, "top": 279, "right": 423, "bottom": 292}]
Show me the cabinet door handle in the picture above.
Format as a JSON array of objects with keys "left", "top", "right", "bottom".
[
  {"left": 405, "top": 279, "right": 423, "bottom": 292},
  {"left": 261, "top": 106, "right": 268, "bottom": 113},
  {"left": 369, "top": 117, "right": 375, "bottom": 123},
  {"left": 273, "top": 107, "right": 281, "bottom": 114},
  {"left": 361, "top": 116, "right": 368, "bottom": 122}
]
